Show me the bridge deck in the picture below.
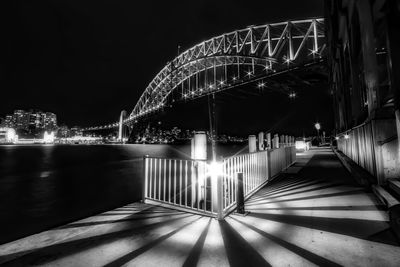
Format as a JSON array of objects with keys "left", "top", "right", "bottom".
[{"left": 1, "top": 148, "right": 400, "bottom": 266}]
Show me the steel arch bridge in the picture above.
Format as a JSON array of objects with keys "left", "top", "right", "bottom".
[{"left": 84, "top": 18, "right": 325, "bottom": 131}]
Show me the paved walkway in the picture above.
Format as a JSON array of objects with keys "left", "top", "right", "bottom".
[{"left": 1, "top": 148, "right": 399, "bottom": 266}]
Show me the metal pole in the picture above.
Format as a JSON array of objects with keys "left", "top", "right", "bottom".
[
  {"left": 236, "top": 172, "right": 245, "bottom": 214},
  {"left": 142, "top": 155, "right": 149, "bottom": 203},
  {"left": 208, "top": 93, "right": 217, "bottom": 161}
]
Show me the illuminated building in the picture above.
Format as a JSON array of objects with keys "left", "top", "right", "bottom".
[
  {"left": 4, "top": 115, "right": 13, "bottom": 128},
  {"left": 43, "top": 112, "right": 57, "bottom": 130},
  {"left": 58, "top": 125, "right": 70, "bottom": 138},
  {"left": 13, "top": 110, "right": 30, "bottom": 130},
  {"left": 0, "top": 128, "right": 17, "bottom": 143}
]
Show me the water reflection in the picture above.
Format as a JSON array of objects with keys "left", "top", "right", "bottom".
[{"left": 0, "top": 143, "right": 245, "bottom": 244}]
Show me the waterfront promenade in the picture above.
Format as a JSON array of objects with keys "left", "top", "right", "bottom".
[{"left": 1, "top": 148, "right": 399, "bottom": 266}]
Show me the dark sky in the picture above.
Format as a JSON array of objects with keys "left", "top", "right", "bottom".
[{"left": 1, "top": 0, "right": 326, "bottom": 133}]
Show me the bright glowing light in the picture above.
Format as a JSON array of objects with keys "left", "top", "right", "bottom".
[
  {"left": 308, "top": 49, "right": 318, "bottom": 55},
  {"left": 219, "top": 80, "right": 225, "bottom": 86},
  {"left": 289, "top": 92, "right": 296, "bottom": 98},
  {"left": 257, "top": 82, "right": 265, "bottom": 89},
  {"left": 246, "top": 71, "right": 253, "bottom": 77},
  {"left": 183, "top": 94, "right": 188, "bottom": 98},
  {"left": 335, "top": 136, "right": 339, "bottom": 140},
  {"left": 43, "top": 131, "right": 55, "bottom": 143},
  {"left": 191, "top": 91, "right": 195, "bottom": 95},
  {"left": 199, "top": 88, "right": 203, "bottom": 92},
  {"left": 295, "top": 140, "right": 306, "bottom": 150},
  {"left": 4, "top": 128, "right": 17, "bottom": 143},
  {"left": 314, "top": 123, "right": 321, "bottom": 130},
  {"left": 209, "top": 84, "right": 214, "bottom": 89},
  {"left": 207, "top": 161, "right": 223, "bottom": 177},
  {"left": 344, "top": 134, "right": 350, "bottom": 139},
  {"left": 232, "top": 76, "right": 237, "bottom": 81}
]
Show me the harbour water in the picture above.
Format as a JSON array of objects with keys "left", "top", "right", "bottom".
[{"left": 0, "top": 143, "right": 245, "bottom": 244}]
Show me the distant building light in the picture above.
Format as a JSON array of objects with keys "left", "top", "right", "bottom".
[
  {"left": 43, "top": 131, "right": 55, "bottom": 143},
  {"left": 344, "top": 134, "right": 350, "bottom": 139}
]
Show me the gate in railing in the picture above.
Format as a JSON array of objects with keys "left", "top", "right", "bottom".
[
  {"left": 222, "top": 150, "right": 269, "bottom": 214},
  {"left": 142, "top": 146, "right": 296, "bottom": 219}
]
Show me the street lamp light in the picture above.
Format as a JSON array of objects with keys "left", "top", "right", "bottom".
[{"left": 314, "top": 122, "right": 321, "bottom": 143}]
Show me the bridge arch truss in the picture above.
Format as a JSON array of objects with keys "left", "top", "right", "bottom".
[{"left": 124, "top": 18, "right": 325, "bottom": 125}]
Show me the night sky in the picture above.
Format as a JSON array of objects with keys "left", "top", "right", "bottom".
[{"left": 1, "top": 0, "right": 328, "bottom": 135}]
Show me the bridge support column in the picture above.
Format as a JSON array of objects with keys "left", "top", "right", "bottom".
[
  {"left": 249, "top": 135, "right": 257, "bottom": 153},
  {"left": 258, "top": 132, "right": 264, "bottom": 151},
  {"left": 191, "top": 132, "right": 207, "bottom": 209},
  {"left": 273, "top": 134, "right": 279, "bottom": 149},
  {"left": 280, "top": 135, "right": 285, "bottom": 148},
  {"left": 266, "top": 133, "right": 271, "bottom": 150},
  {"left": 118, "top": 110, "right": 127, "bottom": 142}
]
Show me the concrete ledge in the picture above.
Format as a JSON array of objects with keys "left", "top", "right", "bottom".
[
  {"left": 333, "top": 147, "right": 400, "bottom": 241},
  {"left": 332, "top": 148, "right": 375, "bottom": 188},
  {"left": 389, "top": 179, "right": 400, "bottom": 198},
  {"left": 372, "top": 185, "right": 400, "bottom": 208}
]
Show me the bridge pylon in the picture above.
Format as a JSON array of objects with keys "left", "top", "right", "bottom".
[{"left": 118, "top": 110, "right": 127, "bottom": 142}]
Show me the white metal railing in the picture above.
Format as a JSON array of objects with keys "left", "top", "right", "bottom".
[
  {"left": 142, "top": 146, "right": 296, "bottom": 218},
  {"left": 222, "top": 150, "right": 269, "bottom": 213},
  {"left": 269, "top": 146, "right": 296, "bottom": 178},
  {"left": 143, "top": 156, "right": 217, "bottom": 216}
]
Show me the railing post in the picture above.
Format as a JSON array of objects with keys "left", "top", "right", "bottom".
[
  {"left": 142, "top": 155, "right": 149, "bottom": 203},
  {"left": 236, "top": 172, "right": 245, "bottom": 214}
]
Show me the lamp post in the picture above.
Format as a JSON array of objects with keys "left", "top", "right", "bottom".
[{"left": 314, "top": 122, "right": 321, "bottom": 144}]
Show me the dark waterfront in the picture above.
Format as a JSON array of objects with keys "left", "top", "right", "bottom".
[{"left": 0, "top": 144, "right": 244, "bottom": 245}]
